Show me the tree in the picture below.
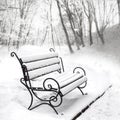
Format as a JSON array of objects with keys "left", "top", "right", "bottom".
[
  {"left": 72, "top": 1, "right": 85, "bottom": 47},
  {"left": 56, "top": 0, "right": 73, "bottom": 53},
  {"left": 18, "top": 0, "right": 36, "bottom": 45},
  {"left": 82, "top": 0, "right": 93, "bottom": 45},
  {"left": 61, "top": 0, "right": 81, "bottom": 50},
  {"left": 44, "top": 0, "right": 55, "bottom": 49},
  {"left": 0, "top": 0, "right": 19, "bottom": 47},
  {"left": 92, "top": 0, "right": 115, "bottom": 44},
  {"left": 117, "top": 0, "right": 120, "bottom": 25}
]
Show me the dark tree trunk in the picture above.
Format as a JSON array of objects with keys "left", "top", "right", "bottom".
[
  {"left": 82, "top": 0, "right": 93, "bottom": 46},
  {"left": 89, "top": 19, "right": 93, "bottom": 45},
  {"left": 117, "top": 0, "right": 120, "bottom": 25},
  {"left": 56, "top": 0, "right": 73, "bottom": 53},
  {"left": 79, "top": 16, "right": 85, "bottom": 47},
  {"left": 77, "top": 28, "right": 85, "bottom": 47},
  {"left": 69, "top": 16, "right": 80, "bottom": 50},
  {"left": 50, "top": 1, "right": 55, "bottom": 49},
  {"left": 66, "top": 8, "right": 80, "bottom": 50},
  {"left": 95, "top": 19, "right": 105, "bottom": 44}
]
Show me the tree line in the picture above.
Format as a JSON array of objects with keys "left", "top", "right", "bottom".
[
  {"left": 0, "top": 0, "right": 118, "bottom": 52},
  {"left": 56, "top": 0, "right": 117, "bottom": 53}
]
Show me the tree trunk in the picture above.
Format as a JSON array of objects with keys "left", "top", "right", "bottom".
[
  {"left": 94, "top": 19, "right": 105, "bottom": 44},
  {"left": 78, "top": 28, "right": 85, "bottom": 47},
  {"left": 56, "top": 0, "right": 73, "bottom": 53},
  {"left": 79, "top": 16, "right": 85, "bottom": 47},
  {"left": 89, "top": 19, "right": 93, "bottom": 45},
  {"left": 41, "top": 27, "right": 48, "bottom": 45},
  {"left": 117, "top": 0, "right": 120, "bottom": 25},
  {"left": 99, "top": 33, "right": 105, "bottom": 44},
  {"left": 67, "top": 9, "right": 80, "bottom": 50},
  {"left": 50, "top": 1, "right": 55, "bottom": 49},
  {"left": 68, "top": 16, "right": 80, "bottom": 50}
]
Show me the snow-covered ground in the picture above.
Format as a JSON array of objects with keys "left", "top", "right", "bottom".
[{"left": 0, "top": 25, "right": 120, "bottom": 120}]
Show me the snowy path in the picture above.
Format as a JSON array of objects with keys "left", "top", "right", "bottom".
[
  {"left": 77, "top": 85, "right": 120, "bottom": 120},
  {"left": 62, "top": 44, "right": 120, "bottom": 119}
]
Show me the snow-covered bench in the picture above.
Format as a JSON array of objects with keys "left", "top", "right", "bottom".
[{"left": 11, "top": 48, "right": 87, "bottom": 114}]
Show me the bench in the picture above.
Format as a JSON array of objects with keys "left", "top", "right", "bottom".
[{"left": 11, "top": 48, "right": 87, "bottom": 114}]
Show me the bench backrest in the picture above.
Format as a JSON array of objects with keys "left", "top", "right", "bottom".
[{"left": 13, "top": 52, "right": 64, "bottom": 81}]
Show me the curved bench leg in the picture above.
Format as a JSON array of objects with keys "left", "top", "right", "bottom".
[
  {"left": 77, "top": 81, "right": 87, "bottom": 95},
  {"left": 27, "top": 92, "right": 59, "bottom": 114},
  {"left": 27, "top": 90, "right": 34, "bottom": 110},
  {"left": 77, "top": 86, "right": 86, "bottom": 95},
  {"left": 49, "top": 104, "right": 59, "bottom": 114},
  {"left": 20, "top": 78, "right": 34, "bottom": 110},
  {"left": 29, "top": 102, "right": 59, "bottom": 114}
]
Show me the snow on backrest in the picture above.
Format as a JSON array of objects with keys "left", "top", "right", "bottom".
[
  {"left": 21, "top": 52, "right": 58, "bottom": 63},
  {"left": 29, "top": 64, "right": 61, "bottom": 80},
  {"left": 22, "top": 53, "right": 62, "bottom": 80},
  {"left": 26, "top": 58, "right": 60, "bottom": 71}
]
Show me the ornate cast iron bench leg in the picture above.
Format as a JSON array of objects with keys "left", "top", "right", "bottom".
[
  {"left": 20, "top": 78, "right": 34, "bottom": 110},
  {"left": 73, "top": 67, "right": 87, "bottom": 95},
  {"left": 21, "top": 77, "right": 63, "bottom": 114},
  {"left": 42, "top": 78, "right": 63, "bottom": 114},
  {"left": 77, "top": 81, "right": 87, "bottom": 95}
]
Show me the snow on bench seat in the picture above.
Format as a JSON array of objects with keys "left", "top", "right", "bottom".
[
  {"left": 59, "top": 73, "right": 84, "bottom": 88},
  {"left": 51, "top": 72, "right": 87, "bottom": 96},
  {"left": 29, "top": 72, "right": 76, "bottom": 87},
  {"left": 31, "top": 72, "right": 86, "bottom": 96},
  {"left": 61, "top": 76, "right": 87, "bottom": 96}
]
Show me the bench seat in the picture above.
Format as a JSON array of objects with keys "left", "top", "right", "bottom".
[{"left": 31, "top": 72, "right": 87, "bottom": 96}]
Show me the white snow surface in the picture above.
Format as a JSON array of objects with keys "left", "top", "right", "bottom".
[{"left": 0, "top": 25, "right": 120, "bottom": 120}]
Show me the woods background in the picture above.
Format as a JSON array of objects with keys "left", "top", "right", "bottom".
[{"left": 0, "top": 0, "right": 119, "bottom": 53}]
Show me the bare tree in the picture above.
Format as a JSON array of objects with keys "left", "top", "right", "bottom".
[
  {"left": 5, "top": 0, "right": 18, "bottom": 49},
  {"left": 82, "top": 0, "right": 93, "bottom": 45},
  {"left": 0, "top": 0, "right": 18, "bottom": 47},
  {"left": 24, "top": 6, "right": 38, "bottom": 44},
  {"left": 46, "top": 0, "right": 55, "bottom": 49},
  {"left": 40, "top": 26, "right": 48, "bottom": 45},
  {"left": 17, "top": 0, "right": 37, "bottom": 48},
  {"left": 117, "top": 0, "right": 120, "bottom": 25},
  {"left": 61, "top": 0, "right": 81, "bottom": 50},
  {"left": 72, "top": 1, "right": 85, "bottom": 47},
  {"left": 56, "top": 0, "right": 73, "bottom": 53},
  {"left": 92, "top": 0, "right": 115, "bottom": 44}
]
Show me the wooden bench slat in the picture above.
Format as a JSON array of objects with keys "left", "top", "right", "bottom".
[
  {"left": 26, "top": 58, "right": 60, "bottom": 71},
  {"left": 29, "top": 64, "right": 61, "bottom": 80},
  {"left": 22, "top": 53, "right": 58, "bottom": 63}
]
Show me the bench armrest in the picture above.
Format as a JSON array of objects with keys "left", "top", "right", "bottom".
[
  {"left": 73, "top": 67, "right": 86, "bottom": 76},
  {"left": 43, "top": 78, "right": 60, "bottom": 93},
  {"left": 43, "top": 78, "right": 63, "bottom": 107}
]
